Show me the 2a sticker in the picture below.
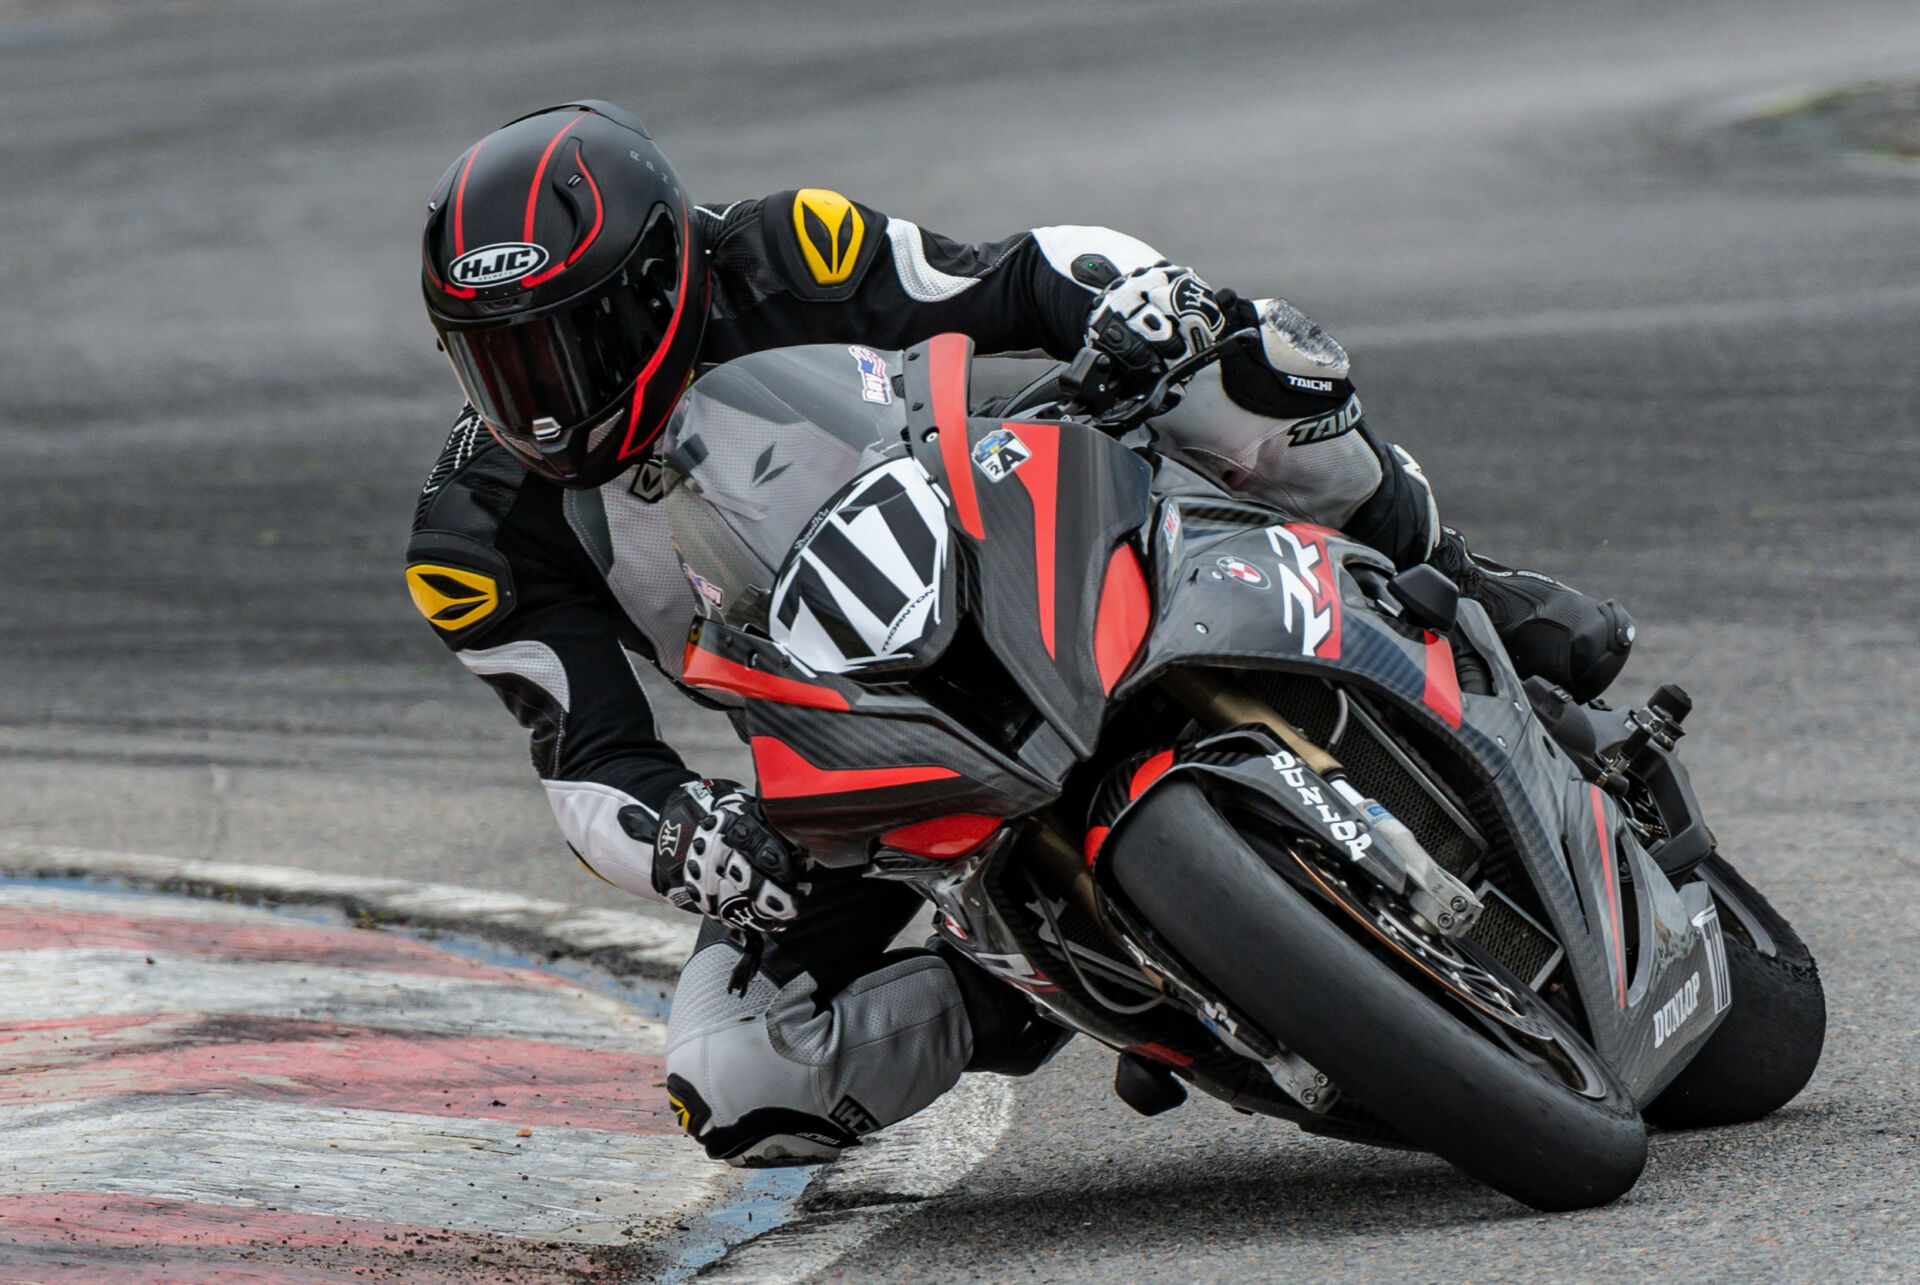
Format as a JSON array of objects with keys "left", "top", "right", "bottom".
[{"left": 971, "top": 427, "right": 1031, "bottom": 482}]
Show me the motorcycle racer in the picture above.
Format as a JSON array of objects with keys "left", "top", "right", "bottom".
[{"left": 408, "top": 101, "right": 1634, "bottom": 1165}]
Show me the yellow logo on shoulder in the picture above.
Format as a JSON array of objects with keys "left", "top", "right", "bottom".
[
  {"left": 667, "top": 1093, "right": 692, "bottom": 1131},
  {"left": 406, "top": 563, "right": 499, "bottom": 631},
  {"left": 792, "top": 188, "right": 864, "bottom": 285}
]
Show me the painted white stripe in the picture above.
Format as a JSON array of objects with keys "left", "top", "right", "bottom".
[
  {"left": 0, "top": 1097, "right": 726, "bottom": 1245},
  {"left": 698, "top": 1073, "right": 1014, "bottom": 1283},
  {"left": 0, "top": 947, "right": 665, "bottom": 1053}
]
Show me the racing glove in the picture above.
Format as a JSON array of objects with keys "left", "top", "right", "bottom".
[
  {"left": 1084, "top": 263, "right": 1228, "bottom": 392},
  {"left": 651, "top": 779, "right": 807, "bottom": 932}
]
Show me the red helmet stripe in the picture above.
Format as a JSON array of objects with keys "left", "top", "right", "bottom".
[
  {"left": 522, "top": 113, "right": 586, "bottom": 243},
  {"left": 442, "top": 138, "right": 487, "bottom": 300},
  {"left": 616, "top": 196, "right": 695, "bottom": 459},
  {"left": 519, "top": 146, "right": 604, "bottom": 288}
]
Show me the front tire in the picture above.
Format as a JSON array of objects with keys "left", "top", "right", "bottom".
[
  {"left": 1108, "top": 778, "right": 1647, "bottom": 1211},
  {"left": 1643, "top": 854, "right": 1825, "bottom": 1129}
]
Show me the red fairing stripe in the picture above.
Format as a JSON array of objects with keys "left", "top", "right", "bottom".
[
  {"left": 1093, "top": 543, "right": 1151, "bottom": 692},
  {"left": 1421, "top": 631, "right": 1462, "bottom": 728},
  {"left": 881, "top": 814, "right": 1003, "bottom": 859},
  {"left": 1007, "top": 422, "right": 1061, "bottom": 658},
  {"left": 681, "top": 643, "right": 850, "bottom": 711},
  {"left": 1590, "top": 784, "right": 1628, "bottom": 1009},
  {"left": 930, "top": 334, "right": 984, "bottom": 540},
  {"left": 751, "top": 737, "right": 960, "bottom": 800},
  {"left": 615, "top": 196, "right": 695, "bottom": 459},
  {"left": 1128, "top": 749, "right": 1175, "bottom": 800},
  {"left": 1083, "top": 825, "right": 1111, "bottom": 866}
]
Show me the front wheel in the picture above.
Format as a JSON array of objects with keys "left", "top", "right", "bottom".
[
  {"left": 1643, "top": 854, "right": 1825, "bottom": 1129},
  {"left": 1107, "top": 778, "right": 1647, "bottom": 1211}
]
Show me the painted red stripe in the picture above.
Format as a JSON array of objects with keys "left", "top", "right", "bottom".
[
  {"left": 1008, "top": 421, "right": 1061, "bottom": 657},
  {"left": 522, "top": 113, "right": 585, "bottom": 243},
  {"left": 0, "top": 909, "right": 574, "bottom": 984},
  {"left": 751, "top": 735, "right": 958, "bottom": 799},
  {"left": 1083, "top": 824, "right": 1111, "bottom": 866},
  {"left": 1590, "top": 784, "right": 1628, "bottom": 1009},
  {"left": 929, "top": 333, "right": 983, "bottom": 539},
  {"left": 1, "top": 1029, "right": 676, "bottom": 1132},
  {"left": 881, "top": 813, "right": 1001, "bottom": 859},
  {"left": 1093, "top": 542, "right": 1151, "bottom": 692},
  {"left": 681, "top": 641, "right": 850, "bottom": 710},
  {"left": 616, "top": 196, "right": 696, "bottom": 459},
  {"left": 1421, "top": 630, "right": 1463, "bottom": 728},
  {"left": 0, "top": 1193, "right": 614, "bottom": 1283}
]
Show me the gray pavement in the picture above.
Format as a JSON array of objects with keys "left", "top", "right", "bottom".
[{"left": 3, "top": 0, "right": 1919, "bottom": 1278}]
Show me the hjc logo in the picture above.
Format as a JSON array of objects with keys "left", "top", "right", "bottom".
[{"left": 448, "top": 241, "right": 550, "bottom": 287}]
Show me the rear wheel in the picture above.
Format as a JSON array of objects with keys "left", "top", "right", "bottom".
[
  {"left": 1108, "top": 778, "right": 1646, "bottom": 1211},
  {"left": 1643, "top": 854, "right": 1825, "bottom": 1129}
]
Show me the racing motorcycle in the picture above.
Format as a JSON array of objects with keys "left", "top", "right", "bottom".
[{"left": 657, "top": 328, "right": 1826, "bottom": 1211}]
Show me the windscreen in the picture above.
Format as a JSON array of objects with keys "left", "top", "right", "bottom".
[{"left": 659, "top": 344, "right": 908, "bottom": 632}]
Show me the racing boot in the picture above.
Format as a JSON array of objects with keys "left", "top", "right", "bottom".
[
  {"left": 1429, "top": 527, "right": 1635, "bottom": 703},
  {"left": 933, "top": 938, "right": 1072, "bottom": 1076}
]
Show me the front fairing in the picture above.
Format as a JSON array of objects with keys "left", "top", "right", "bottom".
[{"left": 1127, "top": 498, "right": 1727, "bottom": 1099}]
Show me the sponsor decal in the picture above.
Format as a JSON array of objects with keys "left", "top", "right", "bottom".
[
  {"left": 655, "top": 819, "right": 683, "bottom": 862},
  {"left": 1161, "top": 504, "right": 1181, "bottom": 552},
  {"left": 667, "top": 1091, "right": 692, "bottom": 1131},
  {"left": 404, "top": 563, "right": 499, "bottom": 631},
  {"left": 1216, "top": 555, "right": 1269, "bottom": 589},
  {"left": 1652, "top": 971, "right": 1703, "bottom": 1048},
  {"left": 629, "top": 455, "right": 668, "bottom": 502},
  {"left": 1267, "top": 748, "right": 1375, "bottom": 864},
  {"left": 680, "top": 562, "right": 725, "bottom": 612},
  {"left": 792, "top": 188, "right": 865, "bottom": 285},
  {"left": 1285, "top": 393, "right": 1364, "bottom": 446},
  {"left": 849, "top": 344, "right": 893, "bottom": 404},
  {"left": 1169, "top": 272, "right": 1225, "bottom": 333},
  {"left": 1265, "top": 525, "right": 1341, "bottom": 659},
  {"left": 447, "top": 241, "right": 549, "bottom": 288},
  {"left": 971, "top": 426, "right": 1032, "bottom": 482},
  {"left": 1286, "top": 373, "right": 1335, "bottom": 393},
  {"left": 1693, "top": 904, "right": 1733, "bottom": 1016}
]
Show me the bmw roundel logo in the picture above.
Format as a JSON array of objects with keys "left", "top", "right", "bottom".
[{"left": 448, "top": 241, "right": 550, "bottom": 287}]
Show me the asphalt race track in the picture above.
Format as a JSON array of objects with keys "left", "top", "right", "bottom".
[{"left": 5, "top": 0, "right": 1920, "bottom": 1279}]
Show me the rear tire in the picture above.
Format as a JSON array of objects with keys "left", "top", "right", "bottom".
[
  {"left": 1643, "top": 854, "right": 1825, "bottom": 1129},
  {"left": 1109, "top": 779, "right": 1646, "bottom": 1211}
]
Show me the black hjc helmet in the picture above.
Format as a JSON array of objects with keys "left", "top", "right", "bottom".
[{"left": 422, "top": 101, "right": 709, "bottom": 488}]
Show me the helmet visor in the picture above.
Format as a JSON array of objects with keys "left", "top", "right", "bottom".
[{"left": 435, "top": 204, "right": 683, "bottom": 445}]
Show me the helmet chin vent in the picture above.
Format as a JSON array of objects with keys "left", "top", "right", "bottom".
[{"left": 532, "top": 417, "right": 564, "bottom": 442}]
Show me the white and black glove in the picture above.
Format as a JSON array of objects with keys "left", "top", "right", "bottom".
[
  {"left": 1084, "top": 263, "right": 1228, "bottom": 392},
  {"left": 651, "top": 779, "right": 807, "bottom": 932}
]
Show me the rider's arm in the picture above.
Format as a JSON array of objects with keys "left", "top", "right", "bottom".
[
  {"left": 404, "top": 411, "right": 697, "bottom": 900},
  {"left": 700, "top": 191, "right": 1168, "bottom": 361}
]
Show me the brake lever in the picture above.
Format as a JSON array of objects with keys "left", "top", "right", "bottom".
[{"left": 1086, "top": 324, "right": 1261, "bottom": 434}]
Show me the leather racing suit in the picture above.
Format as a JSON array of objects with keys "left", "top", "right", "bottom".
[{"left": 407, "top": 189, "right": 1444, "bottom": 1165}]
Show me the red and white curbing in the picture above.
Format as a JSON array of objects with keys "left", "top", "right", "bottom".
[{"left": 0, "top": 846, "right": 1013, "bottom": 1283}]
